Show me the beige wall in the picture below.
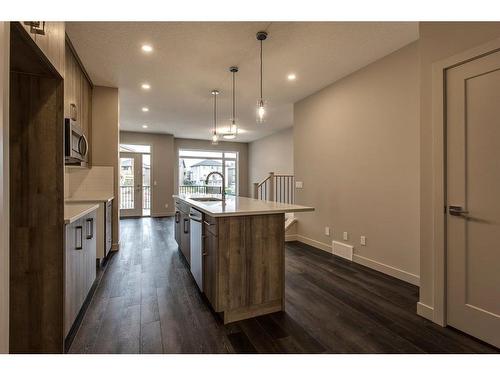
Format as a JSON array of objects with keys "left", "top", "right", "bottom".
[
  {"left": 120, "top": 131, "right": 175, "bottom": 216},
  {"left": 174, "top": 138, "right": 249, "bottom": 198},
  {"left": 294, "top": 42, "right": 420, "bottom": 284},
  {"left": 418, "top": 22, "right": 500, "bottom": 311},
  {"left": 0, "top": 21, "right": 9, "bottom": 354},
  {"left": 248, "top": 127, "right": 294, "bottom": 196},
  {"left": 92, "top": 86, "right": 120, "bottom": 248}
]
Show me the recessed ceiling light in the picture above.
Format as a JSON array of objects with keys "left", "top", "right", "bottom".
[
  {"left": 141, "top": 83, "right": 151, "bottom": 90},
  {"left": 142, "top": 107, "right": 149, "bottom": 112},
  {"left": 141, "top": 44, "right": 153, "bottom": 53},
  {"left": 287, "top": 73, "right": 296, "bottom": 81},
  {"left": 142, "top": 124, "right": 148, "bottom": 129}
]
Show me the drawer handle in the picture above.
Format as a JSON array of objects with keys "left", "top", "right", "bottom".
[
  {"left": 183, "top": 218, "right": 189, "bottom": 233},
  {"left": 203, "top": 220, "right": 214, "bottom": 226},
  {"left": 86, "top": 218, "right": 94, "bottom": 239},
  {"left": 75, "top": 226, "right": 83, "bottom": 250}
]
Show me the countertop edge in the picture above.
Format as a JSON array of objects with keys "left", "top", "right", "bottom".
[
  {"left": 65, "top": 195, "right": 115, "bottom": 203},
  {"left": 173, "top": 195, "right": 314, "bottom": 217},
  {"left": 64, "top": 203, "right": 100, "bottom": 224}
]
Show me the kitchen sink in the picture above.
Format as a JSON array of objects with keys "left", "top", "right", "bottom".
[{"left": 190, "top": 197, "right": 223, "bottom": 202}]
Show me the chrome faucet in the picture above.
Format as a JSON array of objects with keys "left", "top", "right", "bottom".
[{"left": 205, "top": 171, "right": 226, "bottom": 202}]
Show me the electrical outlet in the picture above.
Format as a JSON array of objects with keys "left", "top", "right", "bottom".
[
  {"left": 325, "top": 227, "right": 330, "bottom": 236},
  {"left": 343, "top": 231, "right": 348, "bottom": 241},
  {"left": 295, "top": 181, "right": 303, "bottom": 189},
  {"left": 360, "top": 236, "right": 366, "bottom": 246},
  {"left": 165, "top": 203, "right": 168, "bottom": 208}
]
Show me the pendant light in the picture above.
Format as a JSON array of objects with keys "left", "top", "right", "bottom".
[
  {"left": 211, "top": 89, "right": 219, "bottom": 145},
  {"left": 256, "top": 31, "right": 268, "bottom": 124},
  {"left": 223, "top": 66, "right": 239, "bottom": 140}
]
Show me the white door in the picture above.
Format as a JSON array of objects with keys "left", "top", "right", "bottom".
[
  {"left": 120, "top": 152, "right": 142, "bottom": 217},
  {"left": 446, "top": 50, "right": 500, "bottom": 348}
]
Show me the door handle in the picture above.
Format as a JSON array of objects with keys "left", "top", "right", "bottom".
[{"left": 449, "top": 205, "right": 469, "bottom": 217}]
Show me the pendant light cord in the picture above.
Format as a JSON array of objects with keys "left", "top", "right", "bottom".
[
  {"left": 213, "top": 92, "right": 217, "bottom": 135},
  {"left": 260, "top": 39, "right": 263, "bottom": 100},
  {"left": 232, "top": 70, "right": 236, "bottom": 121}
]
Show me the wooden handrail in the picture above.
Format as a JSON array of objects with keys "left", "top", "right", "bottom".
[{"left": 253, "top": 172, "right": 294, "bottom": 204}]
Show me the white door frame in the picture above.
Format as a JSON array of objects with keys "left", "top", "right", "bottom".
[
  {"left": 428, "top": 37, "right": 500, "bottom": 326},
  {"left": 120, "top": 152, "right": 143, "bottom": 217}
]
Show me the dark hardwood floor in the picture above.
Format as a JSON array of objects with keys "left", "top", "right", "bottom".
[{"left": 69, "top": 217, "right": 498, "bottom": 354}]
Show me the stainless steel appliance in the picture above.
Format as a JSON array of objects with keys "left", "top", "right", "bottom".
[
  {"left": 65, "top": 118, "right": 88, "bottom": 166},
  {"left": 189, "top": 207, "right": 203, "bottom": 290}
]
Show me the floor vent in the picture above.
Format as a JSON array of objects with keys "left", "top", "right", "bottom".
[{"left": 332, "top": 241, "right": 353, "bottom": 261}]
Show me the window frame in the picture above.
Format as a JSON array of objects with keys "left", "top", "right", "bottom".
[{"left": 178, "top": 148, "right": 239, "bottom": 196}]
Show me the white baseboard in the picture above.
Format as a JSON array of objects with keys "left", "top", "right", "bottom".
[
  {"left": 285, "top": 234, "right": 298, "bottom": 242},
  {"left": 111, "top": 242, "right": 120, "bottom": 251},
  {"left": 417, "top": 302, "right": 434, "bottom": 321},
  {"left": 293, "top": 234, "right": 420, "bottom": 286},
  {"left": 295, "top": 235, "right": 333, "bottom": 253}
]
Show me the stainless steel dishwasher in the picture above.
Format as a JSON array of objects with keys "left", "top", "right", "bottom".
[{"left": 189, "top": 207, "right": 203, "bottom": 290}]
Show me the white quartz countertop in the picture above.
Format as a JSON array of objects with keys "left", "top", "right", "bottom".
[
  {"left": 65, "top": 194, "right": 114, "bottom": 203},
  {"left": 174, "top": 194, "right": 314, "bottom": 217},
  {"left": 64, "top": 203, "right": 99, "bottom": 224}
]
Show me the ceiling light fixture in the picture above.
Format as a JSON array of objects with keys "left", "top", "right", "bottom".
[
  {"left": 141, "top": 83, "right": 151, "bottom": 90},
  {"left": 287, "top": 73, "right": 296, "bottom": 81},
  {"left": 223, "top": 66, "right": 239, "bottom": 140},
  {"left": 141, "top": 44, "right": 153, "bottom": 53},
  {"left": 142, "top": 124, "right": 148, "bottom": 129},
  {"left": 211, "top": 89, "right": 220, "bottom": 145},
  {"left": 256, "top": 31, "right": 268, "bottom": 124},
  {"left": 142, "top": 107, "right": 149, "bottom": 112}
]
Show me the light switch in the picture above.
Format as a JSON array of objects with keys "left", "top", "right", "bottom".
[
  {"left": 295, "top": 181, "right": 303, "bottom": 189},
  {"left": 360, "top": 236, "right": 366, "bottom": 246},
  {"left": 325, "top": 227, "right": 330, "bottom": 236},
  {"left": 154, "top": 180, "right": 157, "bottom": 186}
]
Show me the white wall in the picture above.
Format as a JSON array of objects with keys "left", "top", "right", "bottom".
[
  {"left": 294, "top": 42, "right": 420, "bottom": 285},
  {"left": 0, "top": 21, "right": 10, "bottom": 354},
  {"left": 248, "top": 127, "right": 294, "bottom": 196}
]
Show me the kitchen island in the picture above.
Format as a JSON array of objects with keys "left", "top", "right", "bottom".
[{"left": 173, "top": 194, "right": 314, "bottom": 323}]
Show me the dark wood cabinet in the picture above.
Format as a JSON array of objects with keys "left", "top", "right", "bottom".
[
  {"left": 203, "top": 227, "right": 219, "bottom": 311},
  {"left": 64, "top": 38, "right": 92, "bottom": 166},
  {"left": 19, "top": 22, "right": 65, "bottom": 77}
]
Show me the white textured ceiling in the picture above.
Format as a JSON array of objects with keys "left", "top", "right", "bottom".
[{"left": 66, "top": 22, "right": 418, "bottom": 142}]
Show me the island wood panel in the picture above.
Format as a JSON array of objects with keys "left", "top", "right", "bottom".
[
  {"left": 216, "top": 213, "right": 285, "bottom": 323},
  {"left": 9, "top": 69, "right": 64, "bottom": 352},
  {"left": 203, "top": 228, "right": 220, "bottom": 311}
]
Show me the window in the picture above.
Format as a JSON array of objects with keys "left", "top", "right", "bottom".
[{"left": 179, "top": 150, "right": 238, "bottom": 196}]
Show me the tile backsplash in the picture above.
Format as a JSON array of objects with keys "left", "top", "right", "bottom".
[{"left": 65, "top": 166, "right": 114, "bottom": 198}]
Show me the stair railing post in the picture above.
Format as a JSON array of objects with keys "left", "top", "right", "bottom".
[
  {"left": 269, "top": 172, "right": 275, "bottom": 202},
  {"left": 253, "top": 182, "right": 259, "bottom": 199}
]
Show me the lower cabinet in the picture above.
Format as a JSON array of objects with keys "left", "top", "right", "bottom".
[
  {"left": 174, "top": 201, "right": 191, "bottom": 265},
  {"left": 105, "top": 200, "right": 113, "bottom": 256},
  {"left": 64, "top": 209, "right": 97, "bottom": 337},
  {"left": 203, "top": 227, "right": 219, "bottom": 310}
]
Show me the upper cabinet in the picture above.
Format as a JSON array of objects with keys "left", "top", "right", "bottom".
[
  {"left": 64, "top": 38, "right": 93, "bottom": 167},
  {"left": 20, "top": 22, "right": 65, "bottom": 77}
]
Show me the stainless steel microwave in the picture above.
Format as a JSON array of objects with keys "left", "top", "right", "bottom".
[{"left": 64, "top": 118, "right": 88, "bottom": 166}]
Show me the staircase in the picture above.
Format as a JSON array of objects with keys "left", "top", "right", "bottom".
[{"left": 253, "top": 172, "right": 297, "bottom": 236}]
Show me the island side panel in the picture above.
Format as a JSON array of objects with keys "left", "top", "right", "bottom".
[{"left": 217, "top": 213, "right": 285, "bottom": 324}]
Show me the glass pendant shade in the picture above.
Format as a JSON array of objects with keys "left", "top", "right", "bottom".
[
  {"left": 211, "top": 133, "right": 219, "bottom": 145},
  {"left": 256, "top": 99, "right": 266, "bottom": 124},
  {"left": 211, "top": 89, "right": 219, "bottom": 145},
  {"left": 223, "top": 118, "right": 238, "bottom": 140}
]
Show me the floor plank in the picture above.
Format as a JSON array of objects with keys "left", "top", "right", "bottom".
[{"left": 69, "top": 217, "right": 499, "bottom": 354}]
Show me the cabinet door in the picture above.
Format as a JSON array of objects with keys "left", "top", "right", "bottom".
[
  {"left": 84, "top": 212, "right": 97, "bottom": 295},
  {"left": 174, "top": 210, "right": 181, "bottom": 246},
  {"left": 203, "top": 229, "right": 220, "bottom": 311},
  {"left": 64, "top": 218, "right": 85, "bottom": 336},
  {"left": 180, "top": 212, "right": 190, "bottom": 264},
  {"left": 20, "top": 22, "right": 65, "bottom": 77},
  {"left": 105, "top": 201, "right": 113, "bottom": 255}
]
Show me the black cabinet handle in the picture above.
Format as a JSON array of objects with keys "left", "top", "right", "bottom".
[
  {"left": 183, "top": 218, "right": 189, "bottom": 234},
  {"left": 175, "top": 211, "right": 180, "bottom": 223},
  {"left": 86, "top": 218, "right": 94, "bottom": 239},
  {"left": 75, "top": 226, "right": 83, "bottom": 250}
]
